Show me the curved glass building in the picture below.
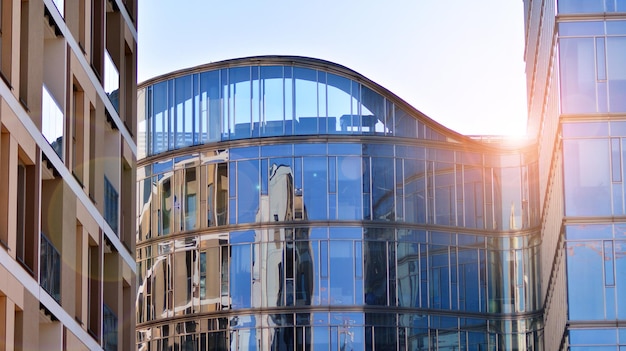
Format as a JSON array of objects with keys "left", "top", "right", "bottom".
[{"left": 136, "top": 56, "right": 542, "bottom": 350}]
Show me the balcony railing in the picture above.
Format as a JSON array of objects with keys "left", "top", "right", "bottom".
[
  {"left": 103, "top": 304, "right": 118, "bottom": 351},
  {"left": 40, "top": 234, "right": 61, "bottom": 303}
]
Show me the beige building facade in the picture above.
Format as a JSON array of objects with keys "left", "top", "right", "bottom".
[{"left": 0, "top": 0, "right": 137, "bottom": 349}]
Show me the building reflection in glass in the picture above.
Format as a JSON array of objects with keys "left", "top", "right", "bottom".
[
  {"left": 136, "top": 58, "right": 543, "bottom": 350},
  {"left": 252, "top": 163, "right": 313, "bottom": 350}
]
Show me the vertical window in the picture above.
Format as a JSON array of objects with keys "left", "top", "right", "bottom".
[
  {"left": 42, "top": 85, "right": 64, "bottom": 160},
  {"left": 230, "top": 244, "right": 251, "bottom": 309},
  {"left": 371, "top": 157, "right": 395, "bottom": 221},
  {"left": 199, "top": 252, "right": 206, "bottom": 300},
  {"left": 174, "top": 75, "right": 193, "bottom": 147},
  {"left": 16, "top": 163, "right": 25, "bottom": 263},
  {"left": 567, "top": 241, "right": 605, "bottom": 320},
  {"left": 88, "top": 105, "right": 96, "bottom": 200},
  {"left": 104, "top": 51, "right": 119, "bottom": 112},
  {"left": 78, "top": 0, "right": 85, "bottom": 51},
  {"left": 559, "top": 38, "right": 596, "bottom": 114},
  {"left": 260, "top": 66, "right": 284, "bottom": 137},
  {"left": 0, "top": 0, "right": 13, "bottom": 82},
  {"left": 294, "top": 67, "right": 318, "bottom": 135},
  {"left": 230, "top": 67, "right": 251, "bottom": 140},
  {"left": 102, "top": 304, "right": 117, "bottom": 350},
  {"left": 75, "top": 223, "right": 83, "bottom": 322},
  {"left": 607, "top": 37, "right": 626, "bottom": 112},
  {"left": 563, "top": 138, "right": 612, "bottom": 216},
  {"left": 19, "top": 0, "right": 29, "bottom": 105},
  {"left": 336, "top": 156, "right": 361, "bottom": 220},
  {"left": 88, "top": 240, "right": 101, "bottom": 340},
  {"left": 104, "top": 177, "right": 119, "bottom": 235},
  {"left": 183, "top": 167, "right": 198, "bottom": 230},
  {"left": 72, "top": 84, "right": 85, "bottom": 183}
]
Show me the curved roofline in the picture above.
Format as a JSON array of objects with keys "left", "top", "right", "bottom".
[{"left": 138, "top": 55, "right": 513, "bottom": 148}]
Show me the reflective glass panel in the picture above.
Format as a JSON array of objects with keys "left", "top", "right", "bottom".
[
  {"left": 608, "top": 37, "right": 626, "bottom": 112},
  {"left": 567, "top": 241, "right": 605, "bottom": 320},
  {"left": 294, "top": 67, "right": 318, "bottom": 135},
  {"left": 558, "top": 0, "right": 605, "bottom": 13},
  {"left": 329, "top": 241, "right": 356, "bottom": 305},
  {"left": 563, "top": 139, "right": 612, "bottom": 216},
  {"left": 560, "top": 38, "right": 597, "bottom": 114},
  {"left": 230, "top": 244, "right": 252, "bottom": 309},
  {"left": 261, "top": 66, "right": 284, "bottom": 137}
]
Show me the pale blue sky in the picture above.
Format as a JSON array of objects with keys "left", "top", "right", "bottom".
[{"left": 138, "top": 1, "right": 527, "bottom": 136}]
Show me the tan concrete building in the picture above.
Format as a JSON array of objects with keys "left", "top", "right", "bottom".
[{"left": 0, "top": 0, "right": 137, "bottom": 349}]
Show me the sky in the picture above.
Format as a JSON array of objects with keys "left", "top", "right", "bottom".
[{"left": 137, "top": 0, "right": 527, "bottom": 136}]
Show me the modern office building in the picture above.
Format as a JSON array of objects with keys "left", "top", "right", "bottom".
[
  {"left": 523, "top": 1, "right": 626, "bottom": 350},
  {"left": 136, "top": 56, "right": 544, "bottom": 350},
  {"left": 0, "top": 0, "right": 137, "bottom": 349}
]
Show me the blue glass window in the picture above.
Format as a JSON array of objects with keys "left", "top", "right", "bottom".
[
  {"left": 294, "top": 68, "right": 318, "bottom": 135},
  {"left": 567, "top": 241, "right": 606, "bottom": 320},
  {"left": 230, "top": 67, "right": 252, "bottom": 140},
  {"left": 558, "top": 0, "right": 605, "bottom": 14},
  {"left": 336, "top": 156, "right": 362, "bottom": 220},
  {"left": 261, "top": 66, "right": 284, "bottom": 137},
  {"left": 104, "top": 176, "right": 118, "bottom": 235},
  {"left": 235, "top": 160, "right": 260, "bottom": 223},
  {"left": 563, "top": 139, "right": 612, "bottom": 216},
  {"left": 151, "top": 81, "right": 169, "bottom": 154},
  {"left": 371, "top": 157, "right": 395, "bottom": 221},
  {"left": 607, "top": 37, "right": 626, "bottom": 112},
  {"left": 303, "top": 157, "right": 327, "bottom": 220},
  {"left": 560, "top": 38, "right": 597, "bottom": 114},
  {"left": 230, "top": 244, "right": 252, "bottom": 309},
  {"left": 329, "top": 241, "right": 357, "bottom": 305},
  {"left": 174, "top": 75, "right": 193, "bottom": 148}
]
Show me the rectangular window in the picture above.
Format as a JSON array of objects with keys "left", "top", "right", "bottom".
[
  {"left": 102, "top": 304, "right": 117, "bottom": 350},
  {"left": 42, "top": 85, "right": 64, "bottom": 160},
  {"left": 596, "top": 37, "right": 607, "bottom": 81},
  {"left": 88, "top": 240, "right": 101, "bottom": 340},
  {"left": 104, "top": 176, "right": 119, "bottom": 235},
  {"left": 40, "top": 234, "right": 61, "bottom": 303},
  {"left": 104, "top": 51, "right": 119, "bottom": 113},
  {"left": 612, "top": 138, "right": 622, "bottom": 182},
  {"left": 72, "top": 85, "right": 85, "bottom": 184},
  {"left": 16, "top": 164, "right": 25, "bottom": 262},
  {"left": 0, "top": 0, "right": 13, "bottom": 83}
]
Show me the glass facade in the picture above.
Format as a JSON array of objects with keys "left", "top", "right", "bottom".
[
  {"left": 137, "top": 57, "right": 542, "bottom": 350},
  {"left": 558, "top": 20, "right": 626, "bottom": 115},
  {"left": 533, "top": 4, "right": 626, "bottom": 350}
]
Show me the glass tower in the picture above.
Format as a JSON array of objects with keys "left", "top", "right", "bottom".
[
  {"left": 136, "top": 56, "right": 543, "bottom": 350},
  {"left": 524, "top": 1, "right": 626, "bottom": 350}
]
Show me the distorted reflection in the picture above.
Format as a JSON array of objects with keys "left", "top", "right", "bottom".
[{"left": 253, "top": 163, "right": 314, "bottom": 349}]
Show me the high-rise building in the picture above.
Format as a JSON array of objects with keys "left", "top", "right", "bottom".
[
  {"left": 524, "top": 1, "right": 626, "bottom": 350},
  {"left": 136, "top": 56, "right": 543, "bottom": 350},
  {"left": 0, "top": 0, "right": 137, "bottom": 349}
]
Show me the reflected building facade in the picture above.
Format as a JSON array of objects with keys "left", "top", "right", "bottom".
[
  {"left": 136, "top": 56, "right": 543, "bottom": 350},
  {"left": 524, "top": 1, "right": 626, "bottom": 350}
]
